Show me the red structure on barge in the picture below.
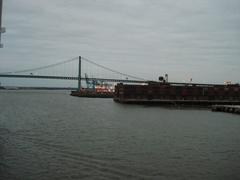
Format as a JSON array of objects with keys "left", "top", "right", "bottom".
[{"left": 114, "top": 81, "right": 240, "bottom": 105}]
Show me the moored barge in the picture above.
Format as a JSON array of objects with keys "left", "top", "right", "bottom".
[
  {"left": 71, "top": 89, "right": 114, "bottom": 98},
  {"left": 114, "top": 81, "right": 240, "bottom": 106}
]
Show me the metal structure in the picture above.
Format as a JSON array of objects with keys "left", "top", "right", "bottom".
[
  {"left": 0, "top": 74, "right": 146, "bottom": 83},
  {"left": 0, "top": 0, "right": 5, "bottom": 48},
  {"left": 85, "top": 73, "right": 98, "bottom": 89},
  {"left": 0, "top": 56, "right": 148, "bottom": 88},
  {"left": 78, "top": 56, "right": 81, "bottom": 91}
]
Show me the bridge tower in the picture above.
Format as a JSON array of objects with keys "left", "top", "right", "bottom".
[{"left": 78, "top": 56, "right": 81, "bottom": 91}]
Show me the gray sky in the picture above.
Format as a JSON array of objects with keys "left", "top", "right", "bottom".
[{"left": 0, "top": 0, "right": 240, "bottom": 86}]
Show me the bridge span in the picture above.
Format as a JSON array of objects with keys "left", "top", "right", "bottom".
[
  {"left": 0, "top": 74, "right": 146, "bottom": 84},
  {"left": 0, "top": 56, "right": 148, "bottom": 90}
]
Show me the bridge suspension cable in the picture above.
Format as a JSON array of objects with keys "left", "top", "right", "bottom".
[
  {"left": 0, "top": 56, "right": 79, "bottom": 74},
  {"left": 81, "top": 57, "right": 146, "bottom": 81}
]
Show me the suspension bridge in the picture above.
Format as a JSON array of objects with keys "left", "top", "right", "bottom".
[{"left": 0, "top": 56, "right": 148, "bottom": 90}]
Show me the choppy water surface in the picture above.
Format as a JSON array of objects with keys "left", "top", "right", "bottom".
[{"left": 0, "top": 90, "right": 240, "bottom": 180}]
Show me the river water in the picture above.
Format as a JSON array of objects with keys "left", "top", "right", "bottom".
[{"left": 0, "top": 90, "right": 240, "bottom": 180}]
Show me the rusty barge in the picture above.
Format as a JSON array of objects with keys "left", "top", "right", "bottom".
[
  {"left": 114, "top": 81, "right": 240, "bottom": 106},
  {"left": 71, "top": 90, "right": 113, "bottom": 98}
]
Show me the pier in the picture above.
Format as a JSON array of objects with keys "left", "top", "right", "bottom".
[
  {"left": 114, "top": 83, "right": 240, "bottom": 106},
  {"left": 212, "top": 105, "right": 240, "bottom": 114}
]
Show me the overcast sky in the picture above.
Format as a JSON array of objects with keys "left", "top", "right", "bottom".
[{"left": 0, "top": 0, "right": 240, "bottom": 86}]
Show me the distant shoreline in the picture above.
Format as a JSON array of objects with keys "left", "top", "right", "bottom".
[{"left": 0, "top": 86, "right": 77, "bottom": 90}]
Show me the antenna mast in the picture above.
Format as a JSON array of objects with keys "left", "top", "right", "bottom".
[{"left": 0, "top": 0, "right": 6, "bottom": 48}]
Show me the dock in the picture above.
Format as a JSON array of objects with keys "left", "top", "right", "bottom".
[
  {"left": 212, "top": 105, "right": 240, "bottom": 114},
  {"left": 114, "top": 82, "right": 240, "bottom": 106}
]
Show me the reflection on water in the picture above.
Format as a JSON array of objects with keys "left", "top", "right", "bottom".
[{"left": 0, "top": 90, "right": 240, "bottom": 180}]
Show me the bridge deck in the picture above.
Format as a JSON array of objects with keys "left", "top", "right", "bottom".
[{"left": 0, "top": 74, "right": 146, "bottom": 83}]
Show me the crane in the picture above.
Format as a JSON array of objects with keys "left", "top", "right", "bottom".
[{"left": 84, "top": 73, "right": 99, "bottom": 90}]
